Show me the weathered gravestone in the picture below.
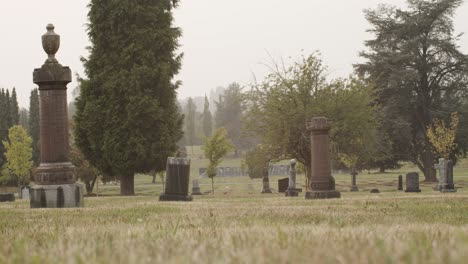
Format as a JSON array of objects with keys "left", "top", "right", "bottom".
[
  {"left": 405, "top": 172, "right": 421, "bottom": 192},
  {"left": 305, "top": 117, "right": 341, "bottom": 199},
  {"left": 159, "top": 157, "right": 193, "bottom": 201},
  {"left": 286, "top": 159, "right": 302, "bottom": 197},
  {"left": 398, "top": 175, "right": 403, "bottom": 191},
  {"left": 30, "top": 24, "right": 84, "bottom": 208},
  {"left": 191, "top": 178, "right": 202, "bottom": 195},
  {"left": 436, "top": 158, "right": 456, "bottom": 192},
  {"left": 0, "top": 193, "right": 15, "bottom": 202},
  {"left": 278, "top": 178, "right": 289, "bottom": 193},
  {"left": 261, "top": 164, "right": 272, "bottom": 193},
  {"left": 350, "top": 168, "right": 359, "bottom": 192},
  {"left": 21, "top": 187, "right": 30, "bottom": 199}
]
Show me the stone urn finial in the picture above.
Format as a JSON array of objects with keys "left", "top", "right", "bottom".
[{"left": 42, "top": 24, "right": 60, "bottom": 64}]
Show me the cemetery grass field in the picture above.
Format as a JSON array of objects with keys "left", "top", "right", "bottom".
[{"left": 1, "top": 151, "right": 468, "bottom": 263}]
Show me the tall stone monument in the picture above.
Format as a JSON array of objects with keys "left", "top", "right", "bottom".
[
  {"left": 305, "top": 117, "right": 341, "bottom": 199},
  {"left": 30, "top": 24, "right": 84, "bottom": 208},
  {"left": 436, "top": 158, "right": 456, "bottom": 192},
  {"left": 261, "top": 163, "right": 272, "bottom": 193},
  {"left": 159, "top": 157, "right": 192, "bottom": 201},
  {"left": 398, "top": 175, "right": 403, "bottom": 191},
  {"left": 350, "top": 168, "right": 359, "bottom": 192}
]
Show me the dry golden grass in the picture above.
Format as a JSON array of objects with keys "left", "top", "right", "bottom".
[{"left": 0, "top": 190, "right": 467, "bottom": 264}]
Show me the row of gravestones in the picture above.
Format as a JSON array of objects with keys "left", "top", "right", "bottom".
[{"left": 198, "top": 165, "right": 291, "bottom": 178}]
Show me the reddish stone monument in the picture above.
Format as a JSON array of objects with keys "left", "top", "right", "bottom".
[
  {"left": 305, "top": 117, "right": 341, "bottom": 199},
  {"left": 29, "top": 24, "right": 84, "bottom": 208}
]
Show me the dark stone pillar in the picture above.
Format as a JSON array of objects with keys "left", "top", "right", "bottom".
[
  {"left": 350, "top": 168, "right": 359, "bottom": 192},
  {"left": 305, "top": 117, "right": 341, "bottom": 199},
  {"left": 159, "top": 157, "right": 192, "bottom": 201},
  {"left": 30, "top": 24, "right": 84, "bottom": 208},
  {"left": 398, "top": 175, "right": 403, "bottom": 191}
]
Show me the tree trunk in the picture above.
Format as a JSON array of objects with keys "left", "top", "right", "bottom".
[
  {"left": 85, "top": 176, "right": 97, "bottom": 195},
  {"left": 211, "top": 177, "right": 214, "bottom": 194},
  {"left": 151, "top": 170, "right": 156, "bottom": 184},
  {"left": 421, "top": 148, "right": 437, "bottom": 182},
  {"left": 379, "top": 166, "right": 385, "bottom": 173},
  {"left": 120, "top": 174, "right": 135, "bottom": 196}
]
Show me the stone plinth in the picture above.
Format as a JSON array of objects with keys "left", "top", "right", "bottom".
[
  {"left": 30, "top": 184, "right": 83, "bottom": 208},
  {"left": 405, "top": 172, "right": 421, "bottom": 192},
  {"left": 159, "top": 158, "right": 192, "bottom": 201},
  {"left": 30, "top": 24, "right": 83, "bottom": 208},
  {"left": 398, "top": 175, "right": 403, "bottom": 191},
  {"left": 191, "top": 179, "right": 202, "bottom": 195},
  {"left": 286, "top": 159, "right": 302, "bottom": 197},
  {"left": 305, "top": 117, "right": 341, "bottom": 199}
]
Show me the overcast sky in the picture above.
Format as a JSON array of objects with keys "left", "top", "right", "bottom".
[{"left": 0, "top": 0, "right": 467, "bottom": 108}]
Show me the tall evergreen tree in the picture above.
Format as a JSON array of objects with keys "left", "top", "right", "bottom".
[
  {"left": 28, "top": 88, "right": 40, "bottom": 166},
  {"left": 185, "top": 97, "right": 196, "bottom": 150},
  {"left": 75, "top": 0, "right": 184, "bottom": 195},
  {"left": 9, "top": 88, "right": 19, "bottom": 126},
  {"left": 356, "top": 0, "right": 468, "bottom": 181},
  {"left": 19, "top": 108, "right": 29, "bottom": 132},
  {"left": 215, "top": 83, "right": 243, "bottom": 153},
  {"left": 0, "top": 89, "right": 7, "bottom": 166},
  {"left": 202, "top": 95, "right": 212, "bottom": 137}
]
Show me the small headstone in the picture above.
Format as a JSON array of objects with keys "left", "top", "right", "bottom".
[
  {"left": 350, "top": 168, "right": 359, "bottom": 192},
  {"left": 405, "top": 172, "right": 421, "bottom": 192},
  {"left": 159, "top": 157, "right": 193, "bottom": 201},
  {"left": 398, "top": 175, "right": 403, "bottom": 191},
  {"left": 0, "top": 193, "right": 15, "bottom": 202},
  {"left": 21, "top": 187, "right": 30, "bottom": 199},
  {"left": 191, "top": 179, "right": 202, "bottom": 195},
  {"left": 278, "top": 178, "right": 289, "bottom": 193},
  {"left": 370, "top": 188, "right": 380, "bottom": 193}
]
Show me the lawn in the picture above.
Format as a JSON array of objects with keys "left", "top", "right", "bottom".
[{"left": 0, "top": 154, "right": 467, "bottom": 263}]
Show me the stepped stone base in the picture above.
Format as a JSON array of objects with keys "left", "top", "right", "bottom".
[
  {"left": 191, "top": 187, "right": 202, "bottom": 195},
  {"left": 30, "top": 183, "right": 84, "bottom": 208},
  {"left": 261, "top": 189, "right": 272, "bottom": 194},
  {"left": 350, "top": 185, "right": 359, "bottom": 192},
  {"left": 405, "top": 189, "right": 421, "bottom": 193},
  {"left": 305, "top": 190, "right": 341, "bottom": 199},
  {"left": 159, "top": 194, "right": 193, "bottom": 201}
]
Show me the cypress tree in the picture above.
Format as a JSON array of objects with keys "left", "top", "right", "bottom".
[
  {"left": 10, "top": 88, "right": 19, "bottom": 126},
  {"left": 75, "top": 0, "right": 184, "bottom": 195},
  {"left": 29, "top": 88, "right": 40, "bottom": 166},
  {"left": 0, "top": 89, "right": 7, "bottom": 166},
  {"left": 185, "top": 98, "right": 196, "bottom": 150},
  {"left": 202, "top": 95, "right": 212, "bottom": 137}
]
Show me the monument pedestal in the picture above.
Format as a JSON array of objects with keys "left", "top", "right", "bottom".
[
  {"left": 350, "top": 185, "right": 359, "bottom": 192},
  {"left": 30, "top": 183, "right": 84, "bottom": 208}
]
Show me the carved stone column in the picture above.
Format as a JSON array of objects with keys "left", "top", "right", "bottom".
[
  {"left": 305, "top": 117, "right": 341, "bottom": 199},
  {"left": 30, "top": 24, "right": 84, "bottom": 208}
]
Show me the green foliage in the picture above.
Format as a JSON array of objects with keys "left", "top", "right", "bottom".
[
  {"left": 203, "top": 127, "right": 234, "bottom": 193},
  {"left": 244, "top": 145, "right": 269, "bottom": 179},
  {"left": 2, "top": 125, "right": 33, "bottom": 187},
  {"left": 0, "top": 88, "right": 20, "bottom": 167},
  {"left": 245, "top": 53, "right": 376, "bottom": 179},
  {"left": 75, "top": 0, "right": 183, "bottom": 195},
  {"left": 356, "top": 0, "right": 468, "bottom": 181},
  {"left": 185, "top": 98, "right": 197, "bottom": 149},
  {"left": 202, "top": 95, "right": 212, "bottom": 137},
  {"left": 28, "top": 88, "right": 40, "bottom": 165}
]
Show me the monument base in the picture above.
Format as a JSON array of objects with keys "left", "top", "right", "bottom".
[
  {"left": 285, "top": 188, "right": 302, "bottom": 197},
  {"left": 30, "top": 183, "right": 84, "bottom": 208},
  {"left": 440, "top": 188, "right": 457, "bottom": 193},
  {"left": 405, "top": 189, "right": 421, "bottom": 193},
  {"left": 159, "top": 194, "right": 193, "bottom": 201},
  {"left": 0, "top": 193, "right": 15, "bottom": 202},
  {"left": 191, "top": 187, "right": 202, "bottom": 195},
  {"left": 305, "top": 190, "right": 341, "bottom": 199},
  {"left": 350, "top": 185, "right": 359, "bottom": 192},
  {"left": 261, "top": 189, "right": 272, "bottom": 194}
]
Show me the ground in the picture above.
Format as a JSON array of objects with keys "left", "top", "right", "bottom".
[{"left": 0, "top": 151, "right": 467, "bottom": 263}]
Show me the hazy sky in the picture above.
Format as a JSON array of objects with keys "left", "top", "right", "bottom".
[{"left": 1, "top": 0, "right": 467, "bottom": 108}]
